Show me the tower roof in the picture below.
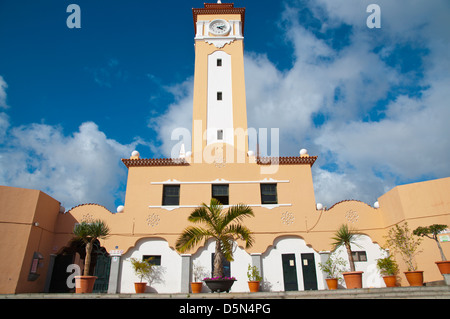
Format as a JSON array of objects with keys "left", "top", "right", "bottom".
[{"left": 192, "top": 3, "right": 245, "bottom": 35}]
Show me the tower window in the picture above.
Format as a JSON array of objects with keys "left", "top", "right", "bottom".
[
  {"left": 162, "top": 185, "right": 180, "bottom": 206},
  {"left": 260, "top": 183, "right": 278, "bottom": 204},
  {"left": 217, "top": 129, "right": 223, "bottom": 140},
  {"left": 212, "top": 184, "right": 229, "bottom": 205},
  {"left": 217, "top": 92, "right": 222, "bottom": 101},
  {"left": 217, "top": 58, "right": 222, "bottom": 67}
]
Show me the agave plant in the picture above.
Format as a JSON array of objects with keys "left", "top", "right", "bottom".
[{"left": 176, "top": 198, "right": 254, "bottom": 278}]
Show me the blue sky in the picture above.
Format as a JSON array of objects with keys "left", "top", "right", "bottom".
[{"left": 0, "top": 0, "right": 449, "bottom": 211}]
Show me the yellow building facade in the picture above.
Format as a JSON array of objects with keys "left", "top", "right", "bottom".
[{"left": 1, "top": 3, "right": 449, "bottom": 294}]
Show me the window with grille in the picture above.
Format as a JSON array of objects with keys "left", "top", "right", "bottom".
[
  {"left": 212, "top": 184, "right": 229, "bottom": 205},
  {"left": 162, "top": 185, "right": 180, "bottom": 206},
  {"left": 260, "top": 183, "right": 278, "bottom": 204}
]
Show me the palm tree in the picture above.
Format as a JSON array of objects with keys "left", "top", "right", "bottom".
[
  {"left": 73, "top": 219, "right": 110, "bottom": 276},
  {"left": 331, "top": 224, "right": 360, "bottom": 272},
  {"left": 176, "top": 198, "right": 255, "bottom": 278}
]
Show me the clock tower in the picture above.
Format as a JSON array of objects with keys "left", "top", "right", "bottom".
[{"left": 191, "top": 2, "right": 248, "bottom": 164}]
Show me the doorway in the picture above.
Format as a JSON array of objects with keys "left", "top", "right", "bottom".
[
  {"left": 281, "top": 254, "right": 298, "bottom": 291},
  {"left": 301, "top": 253, "right": 318, "bottom": 290}
]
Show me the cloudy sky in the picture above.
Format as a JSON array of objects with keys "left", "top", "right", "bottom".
[{"left": 0, "top": 0, "right": 449, "bottom": 211}]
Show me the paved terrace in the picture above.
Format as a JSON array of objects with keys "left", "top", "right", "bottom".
[{"left": 2, "top": 286, "right": 449, "bottom": 299}]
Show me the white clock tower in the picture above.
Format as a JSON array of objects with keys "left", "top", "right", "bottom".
[{"left": 191, "top": 2, "right": 248, "bottom": 163}]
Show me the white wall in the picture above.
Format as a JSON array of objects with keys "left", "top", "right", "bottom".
[
  {"left": 261, "top": 236, "right": 325, "bottom": 291},
  {"left": 118, "top": 238, "right": 182, "bottom": 293},
  {"left": 207, "top": 50, "right": 234, "bottom": 147},
  {"left": 332, "top": 234, "right": 387, "bottom": 288}
]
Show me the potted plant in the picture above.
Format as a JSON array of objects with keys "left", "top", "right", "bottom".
[
  {"left": 247, "top": 264, "right": 263, "bottom": 292},
  {"left": 376, "top": 255, "right": 399, "bottom": 287},
  {"left": 385, "top": 222, "right": 423, "bottom": 286},
  {"left": 176, "top": 198, "right": 255, "bottom": 293},
  {"left": 130, "top": 257, "right": 154, "bottom": 293},
  {"left": 413, "top": 224, "right": 450, "bottom": 275},
  {"left": 331, "top": 224, "right": 363, "bottom": 289},
  {"left": 318, "top": 254, "right": 347, "bottom": 290},
  {"left": 72, "top": 219, "right": 110, "bottom": 293},
  {"left": 191, "top": 262, "right": 207, "bottom": 293}
]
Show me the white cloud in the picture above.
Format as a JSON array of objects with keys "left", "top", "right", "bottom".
[
  {"left": 0, "top": 75, "right": 142, "bottom": 210},
  {"left": 0, "top": 121, "right": 140, "bottom": 210}
]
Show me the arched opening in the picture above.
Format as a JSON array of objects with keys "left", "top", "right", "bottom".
[{"left": 49, "top": 240, "right": 110, "bottom": 293}]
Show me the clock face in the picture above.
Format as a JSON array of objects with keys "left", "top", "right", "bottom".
[{"left": 209, "top": 19, "right": 230, "bottom": 36}]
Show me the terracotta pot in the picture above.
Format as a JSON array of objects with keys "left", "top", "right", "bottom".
[
  {"left": 404, "top": 271, "right": 424, "bottom": 286},
  {"left": 342, "top": 271, "right": 363, "bottom": 289},
  {"left": 75, "top": 276, "right": 97, "bottom": 293},
  {"left": 435, "top": 261, "right": 450, "bottom": 275},
  {"left": 248, "top": 281, "right": 260, "bottom": 292},
  {"left": 191, "top": 282, "right": 203, "bottom": 293},
  {"left": 382, "top": 275, "right": 397, "bottom": 287},
  {"left": 325, "top": 278, "right": 338, "bottom": 290},
  {"left": 134, "top": 282, "right": 147, "bottom": 293}
]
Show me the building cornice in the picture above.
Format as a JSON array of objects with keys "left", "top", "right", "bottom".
[
  {"left": 256, "top": 156, "right": 318, "bottom": 167},
  {"left": 121, "top": 158, "right": 189, "bottom": 168}
]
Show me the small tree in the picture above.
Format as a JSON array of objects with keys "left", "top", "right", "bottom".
[
  {"left": 192, "top": 262, "right": 207, "bottom": 282},
  {"left": 247, "top": 264, "right": 262, "bottom": 282},
  {"left": 73, "top": 219, "right": 110, "bottom": 276},
  {"left": 318, "top": 254, "right": 347, "bottom": 280},
  {"left": 331, "top": 224, "right": 360, "bottom": 272},
  {"left": 385, "top": 222, "right": 422, "bottom": 271},
  {"left": 413, "top": 224, "right": 448, "bottom": 261},
  {"left": 376, "top": 255, "right": 399, "bottom": 276},
  {"left": 130, "top": 257, "right": 154, "bottom": 283}
]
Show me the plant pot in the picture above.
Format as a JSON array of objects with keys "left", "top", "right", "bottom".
[
  {"left": 75, "top": 276, "right": 97, "bottom": 293},
  {"left": 342, "top": 271, "right": 363, "bottom": 289},
  {"left": 404, "top": 271, "right": 424, "bottom": 286},
  {"left": 382, "top": 275, "right": 397, "bottom": 287},
  {"left": 325, "top": 278, "right": 338, "bottom": 290},
  {"left": 204, "top": 279, "right": 236, "bottom": 293},
  {"left": 435, "top": 261, "right": 450, "bottom": 275},
  {"left": 248, "top": 281, "right": 260, "bottom": 292},
  {"left": 134, "top": 282, "right": 147, "bottom": 293},
  {"left": 191, "top": 282, "right": 203, "bottom": 293}
]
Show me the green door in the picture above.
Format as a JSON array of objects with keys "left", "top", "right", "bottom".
[
  {"left": 92, "top": 251, "right": 111, "bottom": 293},
  {"left": 282, "top": 254, "right": 298, "bottom": 291},
  {"left": 301, "top": 253, "right": 318, "bottom": 290}
]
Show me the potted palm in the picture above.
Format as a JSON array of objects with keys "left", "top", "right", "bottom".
[
  {"left": 191, "top": 262, "right": 207, "bottom": 293},
  {"left": 331, "top": 224, "right": 363, "bottom": 289},
  {"left": 130, "top": 257, "right": 154, "bottom": 293},
  {"left": 176, "top": 198, "right": 255, "bottom": 293},
  {"left": 385, "top": 222, "right": 423, "bottom": 286},
  {"left": 413, "top": 224, "right": 450, "bottom": 275},
  {"left": 376, "top": 255, "right": 399, "bottom": 287},
  {"left": 318, "top": 254, "right": 347, "bottom": 290},
  {"left": 72, "top": 219, "right": 110, "bottom": 293},
  {"left": 247, "top": 264, "right": 262, "bottom": 292}
]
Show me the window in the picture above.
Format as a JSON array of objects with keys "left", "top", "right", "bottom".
[
  {"left": 217, "top": 58, "right": 222, "bottom": 67},
  {"left": 260, "top": 183, "right": 278, "bottom": 204},
  {"left": 212, "top": 184, "right": 229, "bottom": 205},
  {"left": 217, "top": 91, "right": 222, "bottom": 101},
  {"left": 352, "top": 251, "right": 367, "bottom": 262},
  {"left": 217, "top": 129, "right": 223, "bottom": 140},
  {"left": 162, "top": 185, "right": 180, "bottom": 206},
  {"left": 142, "top": 255, "right": 161, "bottom": 266}
]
